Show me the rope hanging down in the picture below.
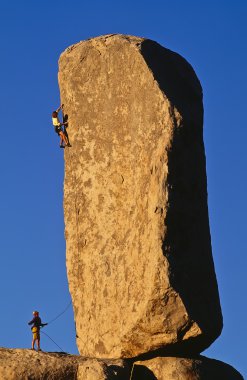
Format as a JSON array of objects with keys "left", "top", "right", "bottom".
[
  {"left": 62, "top": 107, "right": 82, "bottom": 282},
  {"left": 66, "top": 146, "right": 82, "bottom": 282}
]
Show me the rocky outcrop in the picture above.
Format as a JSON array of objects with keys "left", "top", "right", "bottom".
[
  {"left": 0, "top": 348, "right": 129, "bottom": 380},
  {"left": 58, "top": 34, "right": 222, "bottom": 359},
  {"left": 132, "top": 356, "right": 244, "bottom": 379},
  {"left": 0, "top": 349, "right": 243, "bottom": 380}
]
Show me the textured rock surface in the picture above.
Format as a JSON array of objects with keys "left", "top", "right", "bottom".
[
  {"left": 132, "top": 356, "right": 244, "bottom": 380},
  {"left": 59, "top": 34, "right": 222, "bottom": 358},
  {"left": 0, "top": 348, "right": 129, "bottom": 380},
  {"left": 0, "top": 349, "right": 243, "bottom": 380}
]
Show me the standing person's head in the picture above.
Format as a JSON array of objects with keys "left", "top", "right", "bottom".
[
  {"left": 52, "top": 111, "right": 58, "bottom": 118},
  {"left": 33, "top": 311, "right": 39, "bottom": 317}
]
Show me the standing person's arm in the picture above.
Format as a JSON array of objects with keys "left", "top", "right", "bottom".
[{"left": 39, "top": 317, "right": 48, "bottom": 327}]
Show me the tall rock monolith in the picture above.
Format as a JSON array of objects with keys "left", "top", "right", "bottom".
[{"left": 58, "top": 34, "right": 223, "bottom": 359}]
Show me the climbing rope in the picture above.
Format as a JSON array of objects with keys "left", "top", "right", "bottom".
[
  {"left": 129, "top": 363, "right": 135, "bottom": 380},
  {"left": 65, "top": 137, "right": 82, "bottom": 283},
  {"left": 47, "top": 300, "right": 72, "bottom": 325},
  {"left": 62, "top": 109, "right": 83, "bottom": 345},
  {"left": 36, "top": 299, "right": 73, "bottom": 353},
  {"left": 41, "top": 330, "right": 65, "bottom": 352}
]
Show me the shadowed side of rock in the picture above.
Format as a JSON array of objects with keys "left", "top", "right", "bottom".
[
  {"left": 141, "top": 39, "right": 223, "bottom": 354},
  {"left": 59, "top": 34, "right": 222, "bottom": 359},
  {"left": 132, "top": 356, "right": 244, "bottom": 380}
]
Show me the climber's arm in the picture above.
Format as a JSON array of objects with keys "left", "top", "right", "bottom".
[{"left": 56, "top": 104, "right": 63, "bottom": 113}]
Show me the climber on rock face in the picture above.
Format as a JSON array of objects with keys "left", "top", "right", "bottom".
[
  {"left": 28, "top": 311, "right": 48, "bottom": 351},
  {"left": 52, "top": 104, "right": 71, "bottom": 148}
]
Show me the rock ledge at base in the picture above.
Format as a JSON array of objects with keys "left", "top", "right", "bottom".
[
  {"left": 0, "top": 348, "right": 129, "bottom": 380},
  {"left": 0, "top": 348, "right": 243, "bottom": 380},
  {"left": 132, "top": 356, "right": 244, "bottom": 380}
]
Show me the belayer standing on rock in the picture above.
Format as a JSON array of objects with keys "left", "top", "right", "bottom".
[
  {"left": 52, "top": 104, "right": 71, "bottom": 148},
  {"left": 28, "top": 311, "right": 48, "bottom": 351}
]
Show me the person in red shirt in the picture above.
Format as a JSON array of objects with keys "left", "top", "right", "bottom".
[{"left": 28, "top": 311, "right": 48, "bottom": 351}]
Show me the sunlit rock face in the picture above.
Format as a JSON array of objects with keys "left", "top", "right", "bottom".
[
  {"left": 59, "top": 34, "right": 222, "bottom": 359},
  {"left": 0, "top": 348, "right": 129, "bottom": 380}
]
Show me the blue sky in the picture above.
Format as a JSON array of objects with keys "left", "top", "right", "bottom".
[{"left": 0, "top": 0, "right": 246, "bottom": 377}]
